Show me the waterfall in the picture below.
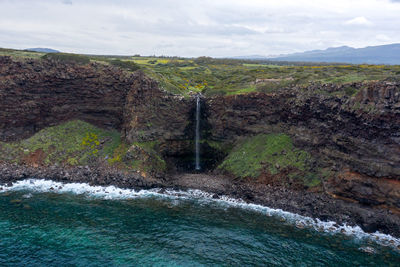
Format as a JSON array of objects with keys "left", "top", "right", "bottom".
[{"left": 195, "top": 94, "right": 201, "bottom": 170}]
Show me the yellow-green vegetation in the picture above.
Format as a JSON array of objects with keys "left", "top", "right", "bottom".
[
  {"left": 219, "top": 133, "right": 320, "bottom": 187},
  {"left": 81, "top": 132, "right": 101, "bottom": 155},
  {"left": 107, "top": 143, "right": 128, "bottom": 164},
  {"left": 0, "top": 120, "right": 120, "bottom": 166},
  {"left": 0, "top": 48, "right": 45, "bottom": 59},
  {"left": 225, "top": 86, "right": 257, "bottom": 95}
]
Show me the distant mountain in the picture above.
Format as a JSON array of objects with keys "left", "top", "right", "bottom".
[
  {"left": 25, "top": 48, "right": 60, "bottom": 53},
  {"left": 268, "top": 44, "right": 400, "bottom": 65}
]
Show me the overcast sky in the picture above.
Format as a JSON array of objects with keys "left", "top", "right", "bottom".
[{"left": 1, "top": 0, "right": 400, "bottom": 57}]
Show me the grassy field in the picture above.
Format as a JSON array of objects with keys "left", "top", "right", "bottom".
[
  {"left": 2, "top": 48, "right": 400, "bottom": 97},
  {"left": 115, "top": 56, "right": 400, "bottom": 96}
]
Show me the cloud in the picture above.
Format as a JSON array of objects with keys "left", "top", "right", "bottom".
[
  {"left": 376, "top": 34, "right": 391, "bottom": 41},
  {"left": 0, "top": 0, "right": 400, "bottom": 57},
  {"left": 344, "top": 16, "right": 373, "bottom": 26}
]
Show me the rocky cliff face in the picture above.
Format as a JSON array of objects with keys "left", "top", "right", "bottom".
[
  {"left": 0, "top": 56, "right": 136, "bottom": 141},
  {"left": 122, "top": 72, "right": 192, "bottom": 149},
  {"left": 207, "top": 83, "right": 400, "bottom": 177},
  {"left": 120, "top": 73, "right": 400, "bottom": 212},
  {"left": 121, "top": 72, "right": 197, "bottom": 170},
  {"left": 206, "top": 82, "right": 400, "bottom": 211},
  {"left": 122, "top": 80, "right": 220, "bottom": 171},
  {"left": 0, "top": 56, "right": 203, "bottom": 170}
]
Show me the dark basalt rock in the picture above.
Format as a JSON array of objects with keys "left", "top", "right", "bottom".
[
  {"left": 204, "top": 83, "right": 400, "bottom": 212},
  {"left": 206, "top": 83, "right": 400, "bottom": 179},
  {"left": 0, "top": 56, "right": 137, "bottom": 141}
]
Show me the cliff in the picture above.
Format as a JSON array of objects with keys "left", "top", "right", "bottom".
[
  {"left": 0, "top": 56, "right": 400, "bottom": 233},
  {"left": 206, "top": 83, "right": 400, "bottom": 211},
  {"left": 0, "top": 56, "right": 135, "bottom": 141},
  {"left": 123, "top": 76, "right": 400, "bottom": 211}
]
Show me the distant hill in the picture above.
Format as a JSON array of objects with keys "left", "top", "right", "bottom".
[
  {"left": 268, "top": 44, "right": 400, "bottom": 65},
  {"left": 25, "top": 48, "right": 60, "bottom": 53}
]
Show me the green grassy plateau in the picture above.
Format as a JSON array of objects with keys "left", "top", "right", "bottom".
[{"left": 2, "top": 47, "right": 400, "bottom": 97}]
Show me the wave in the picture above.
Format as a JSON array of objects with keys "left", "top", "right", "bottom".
[{"left": 1, "top": 178, "right": 399, "bottom": 251}]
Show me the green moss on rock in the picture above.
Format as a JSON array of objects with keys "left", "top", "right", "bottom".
[
  {"left": 0, "top": 120, "right": 168, "bottom": 177},
  {"left": 219, "top": 133, "right": 313, "bottom": 180},
  {"left": 203, "top": 140, "right": 233, "bottom": 154},
  {"left": 132, "top": 141, "right": 166, "bottom": 172},
  {"left": 0, "top": 120, "right": 121, "bottom": 166}
]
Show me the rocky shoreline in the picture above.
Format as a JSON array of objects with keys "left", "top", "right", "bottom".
[{"left": 1, "top": 162, "right": 399, "bottom": 239}]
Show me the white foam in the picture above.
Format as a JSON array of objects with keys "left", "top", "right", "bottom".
[
  {"left": 22, "top": 193, "right": 33, "bottom": 198},
  {"left": 1, "top": 178, "right": 399, "bottom": 250}
]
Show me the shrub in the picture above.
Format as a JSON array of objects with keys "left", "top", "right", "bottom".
[
  {"left": 42, "top": 53, "right": 90, "bottom": 64},
  {"left": 344, "top": 86, "right": 358, "bottom": 96},
  {"left": 109, "top": 59, "right": 140, "bottom": 72},
  {"left": 81, "top": 132, "right": 100, "bottom": 155}
]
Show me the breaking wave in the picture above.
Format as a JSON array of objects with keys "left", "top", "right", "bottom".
[{"left": 1, "top": 178, "right": 399, "bottom": 251}]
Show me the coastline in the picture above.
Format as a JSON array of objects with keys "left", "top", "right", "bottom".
[
  {"left": 1, "top": 162, "right": 399, "bottom": 240},
  {"left": 1, "top": 55, "right": 399, "bottom": 247}
]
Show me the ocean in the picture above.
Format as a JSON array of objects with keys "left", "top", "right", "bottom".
[{"left": 0, "top": 179, "right": 399, "bottom": 266}]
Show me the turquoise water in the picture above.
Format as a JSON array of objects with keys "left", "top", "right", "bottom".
[{"left": 0, "top": 180, "right": 399, "bottom": 266}]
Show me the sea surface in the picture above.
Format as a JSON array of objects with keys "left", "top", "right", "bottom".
[{"left": 0, "top": 179, "right": 399, "bottom": 266}]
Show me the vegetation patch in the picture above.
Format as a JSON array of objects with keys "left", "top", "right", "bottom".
[
  {"left": 0, "top": 120, "right": 120, "bottom": 166},
  {"left": 129, "top": 141, "right": 166, "bottom": 174},
  {"left": 42, "top": 53, "right": 90, "bottom": 64},
  {"left": 0, "top": 120, "right": 169, "bottom": 177},
  {"left": 204, "top": 140, "right": 234, "bottom": 155},
  {"left": 3, "top": 48, "right": 400, "bottom": 97},
  {"left": 219, "top": 133, "right": 320, "bottom": 186},
  {"left": 0, "top": 48, "right": 44, "bottom": 59},
  {"left": 108, "top": 59, "right": 140, "bottom": 72}
]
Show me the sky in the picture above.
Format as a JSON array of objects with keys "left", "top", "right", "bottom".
[{"left": 0, "top": 0, "right": 400, "bottom": 57}]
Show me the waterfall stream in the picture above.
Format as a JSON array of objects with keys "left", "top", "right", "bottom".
[{"left": 195, "top": 95, "right": 201, "bottom": 170}]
